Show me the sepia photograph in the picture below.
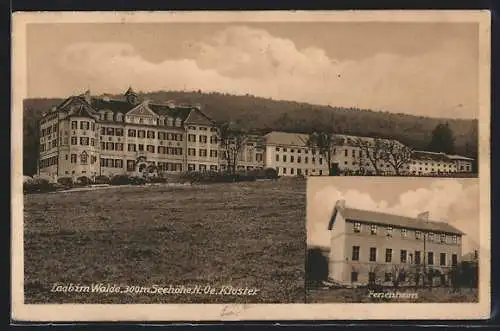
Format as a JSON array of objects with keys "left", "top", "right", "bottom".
[
  {"left": 306, "top": 177, "right": 482, "bottom": 303},
  {"left": 12, "top": 11, "right": 490, "bottom": 321}
]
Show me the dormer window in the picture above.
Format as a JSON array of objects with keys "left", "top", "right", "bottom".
[
  {"left": 386, "top": 226, "right": 393, "bottom": 237},
  {"left": 370, "top": 224, "right": 377, "bottom": 235},
  {"left": 428, "top": 232, "right": 434, "bottom": 241},
  {"left": 353, "top": 222, "right": 361, "bottom": 233},
  {"left": 452, "top": 235, "right": 458, "bottom": 244},
  {"left": 401, "top": 228, "right": 407, "bottom": 237},
  {"left": 440, "top": 233, "right": 446, "bottom": 243},
  {"left": 415, "top": 231, "right": 422, "bottom": 240}
]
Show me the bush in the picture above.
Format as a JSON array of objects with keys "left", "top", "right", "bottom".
[
  {"left": 110, "top": 174, "right": 131, "bottom": 185},
  {"left": 76, "top": 176, "right": 92, "bottom": 186},
  {"left": 23, "top": 178, "right": 52, "bottom": 194},
  {"left": 57, "top": 177, "right": 73, "bottom": 187},
  {"left": 94, "top": 175, "right": 111, "bottom": 185},
  {"left": 263, "top": 168, "right": 279, "bottom": 179},
  {"left": 130, "top": 176, "right": 147, "bottom": 185},
  {"left": 149, "top": 176, "right": 167, "bottom": 183}
]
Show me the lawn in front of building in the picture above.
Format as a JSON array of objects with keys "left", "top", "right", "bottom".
[{"left": 23, "top": 179, "right": 306, "bottom": 304}]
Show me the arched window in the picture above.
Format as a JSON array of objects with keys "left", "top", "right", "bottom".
[
  {"left": 159, "top": 116, "right": 165, "bottom": 126},
  {"left": 116, "top": 112, "right": 123, "bottom": 122},
  {"left": 175, "top": 118, "right": 182, "bottom": 127}
]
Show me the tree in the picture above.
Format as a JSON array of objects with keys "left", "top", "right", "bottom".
[
  {"left": 353, "top": 138, "right": 386, "bottom": 175},
  {"left": 428, "top": 122, "right": 455, "bottom": 154},
  {"left": 218, "top": 121, "right": 248, "bottom": 174},
  {"left": 379, "top": 140, "right": 413, "bottom": 175},
  {"left": 306, "top": 112, "right": 342, "bottom": 176},
  {"left": 391, "top": 264, "right": 406, "bottom": 289}
]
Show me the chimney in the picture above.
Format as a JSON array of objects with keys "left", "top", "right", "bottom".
[
  {"left": 335, "top": 200, "right": 346, "bottom": 210},
  {"left": 417, "top": 211, "right": 430, "bottom": 221}
]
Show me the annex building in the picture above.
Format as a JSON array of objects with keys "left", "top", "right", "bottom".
[
  {"left": 327, "top": 200, "right": 464, "bottom": 287},
  {"left": 37, "top": 88, "right": 475, "bottom": 180}
]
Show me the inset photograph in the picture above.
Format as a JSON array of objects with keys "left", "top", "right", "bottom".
[{"left": 306, "top": 176, "right": 481, "bottom": 303}]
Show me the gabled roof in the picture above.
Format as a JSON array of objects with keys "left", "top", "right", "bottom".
[
  {"left": 184, "top": 108, "right": 215, "bottom": 126},
  {"left": 447, "top": 154, "right": 474, "bottom": 161},
  {"left": 126, "top": 101, "right": 159, "bottom": 118},
  {"left": 412, "top": 150, "right": 453, "bottom": 163},
  {"left": 329, "top": 206, "right": 464, "bottom": 235},
  {"left": 264, "top": 131, "right": 309, "bottom": 146}
]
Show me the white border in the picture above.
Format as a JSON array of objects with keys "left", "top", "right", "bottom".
[{"left": 11, "top": 10, "right": 491, "bottom": 321}]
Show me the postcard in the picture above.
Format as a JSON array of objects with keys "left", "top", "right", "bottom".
[{"left": 12, "top": 10, "right": 490, "bottom": 321}]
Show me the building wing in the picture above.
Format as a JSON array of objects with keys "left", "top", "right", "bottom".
[{"left": 335, "top": 206, "right": 464, "bottom": 235}]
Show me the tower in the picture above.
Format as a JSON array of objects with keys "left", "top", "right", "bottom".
[{"left": 124, "top": 86, "right": 138, "bottom": 105}]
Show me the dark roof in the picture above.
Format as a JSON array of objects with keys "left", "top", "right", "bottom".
[
  {"left": 90, "top": 98, "right": 133, "bottom": 113},
  {"left": 330, "top": 206, "right": 464, "bottom": 235},
  {"left": 412, "top": 151, "right": 452, "bottom": 162}
]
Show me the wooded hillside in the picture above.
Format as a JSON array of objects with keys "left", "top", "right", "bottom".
[{"left": 23, "top": 91, "right": 478, "bottom": 176}]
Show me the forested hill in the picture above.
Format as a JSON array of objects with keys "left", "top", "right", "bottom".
[{"left": 23, "top": 91, "right": 478, "bottom": 175}]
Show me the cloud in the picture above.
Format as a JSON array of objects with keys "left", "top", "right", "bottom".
[
  {"left": 307, "top": 180, "right": 479, "bottom": 254},
  {"left": 56, "top": 25, "right": 477, "bottom": 118}
]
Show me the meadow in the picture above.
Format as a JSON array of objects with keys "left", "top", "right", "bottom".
[{"left": 24, "top": 179, "right": 306, "bottom": 304}]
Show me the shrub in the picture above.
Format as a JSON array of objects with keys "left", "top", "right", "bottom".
[
  {"left": 149, "top": 176, "right": 167, "bottom": 183},
  {"left": 76, "top": 176, "right": 92, "bottom": 186},
  {"left": 130, "top": 176, "right": 147, "bottom": 185},
  {"left": 263, "top": 168, "right": 279, "bottom": 179},
  {"left": 23, "top": 178, "right": 52, "bottom": 194},
  {"left": 110, "top": 174, "right": 131, "bottom": 185},
  {"left": 94, "top": 175, "right": 111, "bottom": 185},
  {"left": 57, "top": 177, "right": 73, "bottom": 187}
]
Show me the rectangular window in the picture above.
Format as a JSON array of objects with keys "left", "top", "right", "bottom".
[
  {"left": 428, "top": 233, "right": 434, "bottom": 241},
  {"left": 71, "top": 121, "right": 77, "bottom": 130},
  {"left": 352, "top": 246, "right": 360, "bottom": 261},
  {"left": 199, "top": 149, "right": 207, "bottom": 157},
  {"left": 115, "top": 128, "right": 124, "bottom": 136},
  {"left": 101, "top": 127, "right": 106, "bottom": 135},
  {"left": 70, "top": 154, "right": 77, "bottom": 163},
  {"left": 128, "top": 129, "right": 136, "bottom": 137},
  {"left": 401, "top": 228, "right": 407, "bottom": 237},
  {"left": 199, "top": 135, "right": 207, "bottom": 143},
  {"left": 146, "top": 145, "right": 155, "bottom": 153},
  {"left": 386, "top": 226, "right": 393, "bottom": 237},
  {"left": 452, "top": 254, "right": 458, "bottom": 267},
  {"left": 188, "top": 134, "right": 196, "bottom": 142},
  {"left": 400, "top": 250, "right": 407, "bottom": 263},
  {"left": 106, "top": 127, "right": 115, "bottom": 136},
  {"left": 80, "top": 137, "right": 89, "bottom": 145},
  {"left": 188, "top": 148, "right": 196, "bottom": 156},
  {"left": 128, "top": 144, "right": 136, "bottom": 152},
  {"left": 415, "top": 231, "right": 422, "bottom": 240},
  {"left": 71, "top": 137, "right": 77, "bottom": 145},
  {"left": 138, "top": 144, "right": 144, "bottom": 151},
  {"left": 90, "top": 138, "right": 95, "bottom": 146},
  {"left": 138, "top": 130, "right": 146, "bottom": 138},
  {"left": 290, "top": 155, "right": 294, "bottom": 163},
  {"left": 256, "top": 153, "right": 263, "bottom": 162},
  {"left": 199, "top": 164, "right": 207, "bottom": 172},
  {"left": 353, "top": 222, "right": 361, "bottom": 233},
  {"left": 440, "top": 253, "right": 446, "bottom": 266},
  {"left": 385, "top": 249, "right": 392, "bottom": 262},
  {"left": 415, "top": 251, "right": 421, "bottom": 264},
  {"left": 428, "top": 252, "right": 434, "bottom": 265},
  {"left": 345, "top": 149, "right": 348, "bottom": 157},
  {"left": 351, "top": 271, "right": 358, "bottom": 282},
  {"left": 283, "top": 155, "right": 287, "bottom": 162},
  {"left": 210, "top": 150, "right": 218, "bottom": 158},
  {"left": 127, "top": 160, "right": 135, "bottom": 171},
  {"left": 370, "top": 224, "right": 377, "bottom": 235},
  {"left": 188, "top": 163, "right": 196, "bottom": 171},
  {"left": 369, "top": 247, "right": 377, "bottom": 262},
  {"left": 147, "top": 131, "right": 155, "bottom": 139}
]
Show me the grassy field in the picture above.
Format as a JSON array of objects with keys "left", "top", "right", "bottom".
[
  {"left": 24, "top": 179, "right": 306, "bottom": 304},
  {"left": 306, "top": 286, "right": 479, "bottom": 303}
]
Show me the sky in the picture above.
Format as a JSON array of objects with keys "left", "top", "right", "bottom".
[
  {"left": 307, "top": 177, "right": 480, "bottom": 255},
  {"left": 26, "top": 22, "right": 479, "bottom": 119}
]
